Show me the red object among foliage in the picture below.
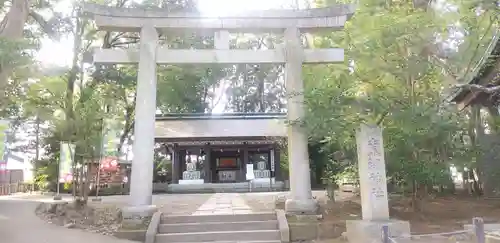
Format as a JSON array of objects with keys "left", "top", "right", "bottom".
[
  {"left": 100, "top": 156, "right": 119, "bottom": 172},
  {"left": 0, "top": 162, "right": 6, "bottom": 173},
  {"left": 89, "top": 161, "right": 126, "bottom": 186}
]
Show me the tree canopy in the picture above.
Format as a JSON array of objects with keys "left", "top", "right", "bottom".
[{"left": 0, "top": 0, "right": 499, "bottom": 203}]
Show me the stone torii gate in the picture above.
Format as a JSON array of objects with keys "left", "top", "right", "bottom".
[{"left": 82, "top": 3, "right": 354, "bottom": 216}]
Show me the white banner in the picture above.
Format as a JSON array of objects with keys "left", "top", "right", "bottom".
[
  {"left": 59, "top": 142, "right": 76, "bottom": 183},
  {"left": 0, "top": 120, "right": 9, "bottom": 166}
]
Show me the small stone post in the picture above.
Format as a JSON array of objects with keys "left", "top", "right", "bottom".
[
  {"left": 381, "top": 225, "right": 389, "bottom": 243},
  {"left": 473, "top": 217, "right": 485, "bottom": 243}
]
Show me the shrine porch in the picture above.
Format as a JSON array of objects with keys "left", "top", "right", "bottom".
[{"left": 166, "top": 181, "right": 286, "bottom": 193}]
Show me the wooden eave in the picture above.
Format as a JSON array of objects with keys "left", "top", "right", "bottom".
[
  {"left": 451, "top": 33, "right": 500, "bottom": 109},
  {"left": 156, "top": 136, "right": 283, "bottom": 147}
]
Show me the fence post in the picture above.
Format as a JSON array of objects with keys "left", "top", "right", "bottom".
[
  {"left": 473, "top": 217, "right": 485, "bottom": 243},
  {"left": 382, "top": 225, "right": 390, "bottom": 243}
]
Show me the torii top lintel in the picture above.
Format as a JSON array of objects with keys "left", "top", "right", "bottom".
[{"left": 81, "top": 3, "right": 355, "bottom": 32}]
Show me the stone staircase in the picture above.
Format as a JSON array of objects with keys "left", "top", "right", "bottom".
[
  {"left": 156, "top": 212, "right": 282, "bottom": 243},
  {"left": 166, "top": 182, "right": 286, "bottom": 193}
]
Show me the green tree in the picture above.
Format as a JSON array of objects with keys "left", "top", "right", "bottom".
[{"left": 304, "top": 0, "right": 489, "bottom": 208}]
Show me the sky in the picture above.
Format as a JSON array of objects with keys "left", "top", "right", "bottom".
[
  {"left": 26, "top": 0, "right": 301, "bottom": 163},
  {"left": 35, "top": 0, "right": 301, "bottom": 113},
  {"left": 35, "top": 0, "right": 298, "bottom": 67}
]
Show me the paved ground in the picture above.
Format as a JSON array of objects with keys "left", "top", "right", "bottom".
[
  {"left": 85, "top": 190, "right": 332, "bottom": 215},
  {"left": 0, "top": 195, "right": 137, "bottom": 243},
  {"left": 0, "top": 192, "right": 282, "bottom": 243},
  {"left": 191, "top": 193, "right": 257, "bottom": 215},
  {"left": 0, "top": 191, "right": 337, "bottom": 243}
]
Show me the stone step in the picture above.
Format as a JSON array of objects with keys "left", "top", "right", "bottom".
[
  {"left": 161, "top": 213, "right": 276, "bottom": 224},
  {"left": 163, "top": 241, "right": 281, "bottom": 243},
  {"left": 155, "top": 230, "right": 281, "bottom": 243},
  {"left": 159, "top": 220, "right": 279, "bottom": 234}
]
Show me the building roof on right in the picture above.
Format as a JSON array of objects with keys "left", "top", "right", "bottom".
[{"left": 450, "top": 32, "right": 500, "bottom": 109}]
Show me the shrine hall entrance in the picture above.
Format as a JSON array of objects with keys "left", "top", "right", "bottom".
[
  {"left": 208, "top": 148, "right": 275, "bottom": 183},
  {"left": 211, "top": 149, "right": 241, "bottom": 183}
]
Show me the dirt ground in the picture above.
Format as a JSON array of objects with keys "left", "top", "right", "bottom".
[
  {"left": 35, "top": 201, "right": 122, "bottom": 235},
  {"left": 321, "top": 194, "right": 500, "bottom": 234},
  {"left": 31, "top": 192, "right": 500, "bottom": 242}
]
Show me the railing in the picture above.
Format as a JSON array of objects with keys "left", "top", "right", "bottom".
[
  {"left": 0, "top": 183, "right": 36, "bottom": 196},
  {"left": 382, "top": 217, "right": 486, "bottom": 243}
]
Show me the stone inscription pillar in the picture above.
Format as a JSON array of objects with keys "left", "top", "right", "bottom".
[
  {"left": 344, "top": 124, "right": 410, "bottom": 243},
  {"left": 356, "top": 124, "right": 389, "bottom": 220},
  {"left": 283, "top": 27, "right": 317, "bottom": 214},
  {"left": 128, "top": 25, "right": 158, "bottom": 209}
]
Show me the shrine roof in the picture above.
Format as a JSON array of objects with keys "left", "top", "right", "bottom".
[
  {"left": 450, "top": 33, "right": 500, "bottom": 108},
  {"left": 156, "top": 136, "right": 282, "bottom": 146},
  {"left": 155, "top": 113, "right": 286, "bottom": 139}
]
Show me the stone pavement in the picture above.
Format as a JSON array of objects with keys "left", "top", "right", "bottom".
[
  {"left": 191, "top": 193, "right": 256, "bottom": 215},
  {"left": 0, "top": 191, "right": 340, "bottom": 243},
  {"left": 0, "top": 190, "right": 334, "bottom": 214},
  {"left": 0, "top": 196, "right": 137, "bottom": 243}
]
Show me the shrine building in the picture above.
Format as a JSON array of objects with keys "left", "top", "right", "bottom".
[{"left": 155, "top": 113, "right": 287, "bottom": 192}]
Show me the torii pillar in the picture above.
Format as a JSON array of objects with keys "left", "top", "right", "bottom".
[{"left": 82, "top": 3, "right": 355, "bottom": 217}]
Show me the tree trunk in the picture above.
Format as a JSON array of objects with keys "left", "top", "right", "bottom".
[
  {"left": 83, "top": 162, "right": 91, "bottom": 203},
  {"left": 0, "top": 0, "right": 30, "bottom": 100},
  {"left": 78, "top": 160, "right": 86, "bottom": 202},
  {"left": 469, "top": 170, "right": 481, "bottom": 196},
  {"left": 65, "top": 16, "right": 84, "bottom": 136},
  {"left": 470, "top": 106, "right": 485, "bottom": 196},
  {"left": 117, "top": 94, "right": 136, "bottom": 156},
  {"left": 486, "top": 106, "right": 500, "bottom": 133},
  {"left": 412, "top": 181, "right": 427, "bottom": 212},
  {"left": 65, "top": 7, "right": 85, "bottom": 203},
  {"left": 475, "top": 109, "right": 487, "bottom": 196},
  {"left": 72, "top": 156, "right": 78, "bottom": 198}
]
